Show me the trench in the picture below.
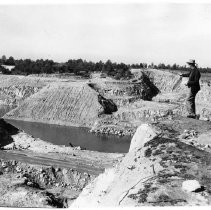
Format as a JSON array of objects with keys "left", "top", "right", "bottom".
[{"left": 5, "top": 119, "right": 131, "bottom": 153}]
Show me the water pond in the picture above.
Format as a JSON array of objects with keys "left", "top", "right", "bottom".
[{"left": 6, "top": 119, "right": 131, "bottom": 153}]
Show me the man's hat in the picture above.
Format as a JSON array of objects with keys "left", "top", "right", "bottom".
[{"left": 187, "top": 59, "right": 196, "bottom": 66}]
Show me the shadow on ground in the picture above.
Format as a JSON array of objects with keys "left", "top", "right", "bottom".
[{"left": 0, "top": 118, "right": 19, "bottom": 148}]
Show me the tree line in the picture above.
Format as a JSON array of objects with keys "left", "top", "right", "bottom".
[
  {"left": 0, "top": 55, "right": 133, "bottom": 79},
  {"left": 1, "top": 55, "right": 211, "bottom": 79}
]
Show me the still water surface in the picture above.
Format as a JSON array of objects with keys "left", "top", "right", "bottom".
[{"left": 6, "top": 119, "right": 131, "bottom": 153}]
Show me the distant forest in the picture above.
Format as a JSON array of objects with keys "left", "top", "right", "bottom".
[{"left": 1, "top": 55, "right": 211, "bottom": 79}]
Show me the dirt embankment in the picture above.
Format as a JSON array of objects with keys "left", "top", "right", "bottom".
[
  {"left": 4, "top": 82, "right": 117, "bottom": 127},
  {"left": 72, "top": 116, "right": 211, "bottom": 207}
]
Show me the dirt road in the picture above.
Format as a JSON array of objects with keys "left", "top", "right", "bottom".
[{"left": 0, "top": 149, "right": 117, "bottom": 175}]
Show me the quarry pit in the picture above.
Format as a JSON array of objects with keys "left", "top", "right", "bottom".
[{"left": 1, "top": 69, "right": 211, "bottom": 207}]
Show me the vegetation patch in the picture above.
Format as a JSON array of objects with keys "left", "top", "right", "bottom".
[
  {"left": 144, "top": 148, "right": 152, "bottom": 157},
  {"left": 174, "top": 164, "right": 188, "bottom": 169},
  {"left": 159, "top": 161, "right": 168, "bottom": 168},
  {"left": 150, "top": 194, "right": 187, "bottom": 206},
  {"left": 157, "top": 194, "right": 170, "bottom": 202},
  {"left": 128, "top": 183, "right": 154, "bottom": 203},
  {"left": 152, "top": 149, "right": 164, "bottom": 156},
  {"left": 144, "top": 137, "right": 176, "bottom": 149},
  {"left": 157, "top": 171, "right": 181, "bottom": 184}
]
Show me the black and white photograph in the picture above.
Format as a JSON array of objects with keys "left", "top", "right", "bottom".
[{"left": 1, "top": 0, "right": 211, "bottom": 207}]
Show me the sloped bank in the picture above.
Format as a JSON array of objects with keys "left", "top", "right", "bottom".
[
  {"left": 4, "top": 83, "right": 117, "bottom": 127},
  {"left": 72, "top": 116, "right": 211, "bottom": 207}
]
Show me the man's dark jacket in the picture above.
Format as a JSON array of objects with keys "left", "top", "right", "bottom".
[{"left": 182, "top": 67, "right": 201, "bottom": 91}]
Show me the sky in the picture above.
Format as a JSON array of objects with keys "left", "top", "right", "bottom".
[{"left": 0, "top": 1, "right": 211, "bottom": 67}]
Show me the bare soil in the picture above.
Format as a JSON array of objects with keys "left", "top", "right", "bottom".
[
  {"left": 1, "top": 69, "right": 211, "bottom": 207},
  {"left": 72, "top": 117, "right": 211, "bottom": 207}
]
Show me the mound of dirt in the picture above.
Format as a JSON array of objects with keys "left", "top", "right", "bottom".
[
  {"left": 4, "top": 83, "right": 117, "bottom": 127},
  {"left": 72, "top": 118, "right": 211, "bottom": 207}
]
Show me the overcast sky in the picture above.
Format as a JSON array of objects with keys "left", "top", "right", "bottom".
[{"left": 0, "top": 2, "right": 211, "bottom": 67}]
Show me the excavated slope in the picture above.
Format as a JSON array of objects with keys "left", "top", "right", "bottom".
[
  {"left": 89, "top": 73, "right": 159, "bottom": 107},
  {"left": 72, "top": 117, "right": 211, "bottom": 207},
  {"left": 0, "top": 75, "right": 47, "bottom": 107},
  {"left": 4, "top": 83, "right": 117, "bottom": 127},
  {"left": 125, "top": 69, "right": 211, "bottom": 121},
  {"left": 140, "top": 69, "right": 182, "bottom": 93},
  {"left": 142, "top": 69, "right": 211, "bottom": 106}
]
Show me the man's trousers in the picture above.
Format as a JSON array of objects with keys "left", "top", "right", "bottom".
[{"left": 186, "top": 87, "right": 199, "bottom": 116}]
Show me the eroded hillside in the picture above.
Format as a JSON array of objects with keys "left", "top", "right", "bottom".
[{"left": 72, "top": 116, "right": 211, "bottom": 207}]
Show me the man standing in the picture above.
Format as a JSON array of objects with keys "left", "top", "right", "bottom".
[{"left": 180, "top": 59, "right": 201, "bottom": 119}]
